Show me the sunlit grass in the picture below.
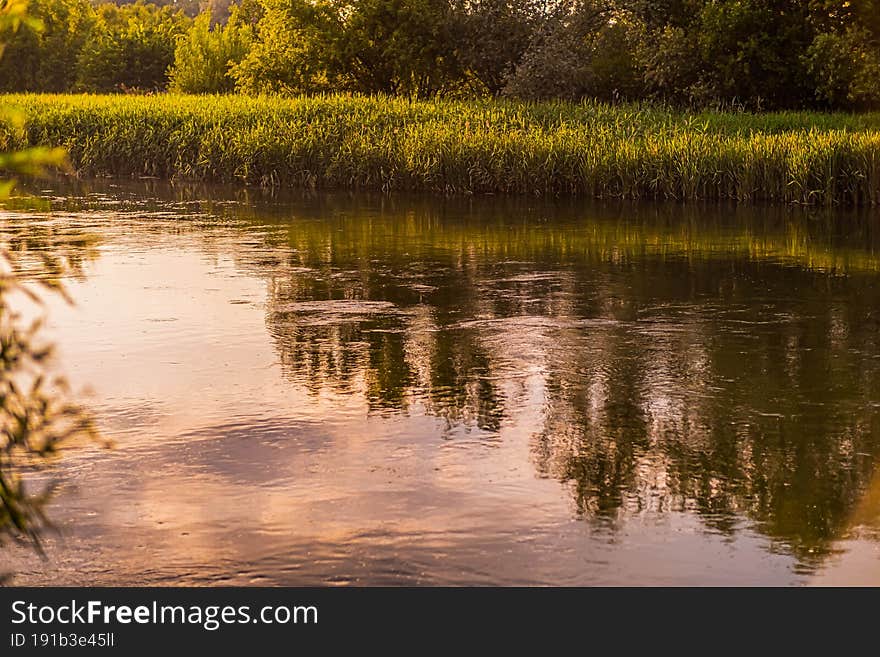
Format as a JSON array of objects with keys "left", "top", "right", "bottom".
[{"left": 2, "top": 94, "right": 880, "bottom": 205}]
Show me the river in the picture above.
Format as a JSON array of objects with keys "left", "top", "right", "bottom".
[{"left": 3, "top": 179, "right": 880, "bottom": 585}]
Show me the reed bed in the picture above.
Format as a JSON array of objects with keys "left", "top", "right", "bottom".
[{"left": 3, "top": 94, "right": 880, "bottom": 205}]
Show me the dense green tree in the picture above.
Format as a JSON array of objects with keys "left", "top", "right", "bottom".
[
  {"left": 804, "top": 1, "right": 880, "bottom": 109},
  {"left": 320, "top": 0, "right": 462, "bottom": 96},
  {"left": 503, "top": 1, "right": 645, "bottom": 101},
  {"left": 231, "top": 0, "right": 334, "bottom": 94},
  {"left": 2, "top": 0, "right": 880, "bottom": 109},
  {"left": 0, "top": 0, "right": 94, "bottom": 92},
  {"left": 75, "top": 2, "right": 190, "bottom": 92},
  {"left": 805, "top": 27, "right": 880, "bottom": 109},
  {"left": 450, "top": 0, "right": 544, "bottom": 96},
  {"left": 103, "top": 0, "right": 203, "bottom": 17},
  {"left": 692, "top": 0, "right": 814, "bottom": 109},
  {"left": 235, "top": 0, "right": 462, "bottom": 97},
  {"left": 627, "top": 0, "right": 700, "bottom": 29},
  {"left": 169, "top": 6, "right": 252, "bottom": 93}
]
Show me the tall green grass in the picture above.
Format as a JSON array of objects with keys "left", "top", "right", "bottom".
[{"left": 3, "top": 94, "right": 880, "bottom": 205}]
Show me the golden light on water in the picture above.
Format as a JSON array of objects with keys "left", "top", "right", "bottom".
[{"left": 4, "top": 182, "right": 880, "bottom": 585}]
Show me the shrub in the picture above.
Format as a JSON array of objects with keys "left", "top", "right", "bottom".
[
  {"left": 805, "top": 28, "right": 880, "bottom": 110},
  {"left": 169, "top": 8, "right": 252, "bottom": 93},
  {"left": 503, "top": 2, "right": 645, "bottom": 102},
  {"left": 0, "top": 0, "right": 94, "bottom": 92},
  {"left": 75, "top": 2, "right": 190, "bottom": 93}
]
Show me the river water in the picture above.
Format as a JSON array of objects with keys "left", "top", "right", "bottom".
[{"left": 3, "top": 179, "right": 880, "bottom": 585}]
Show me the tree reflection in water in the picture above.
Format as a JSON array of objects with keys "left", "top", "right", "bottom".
[
  {"left": 23, "top": 180, "right": 880, "bottom": 569},
  {"left": 249, "top": 193, "right": 880, "bottom": 564}
]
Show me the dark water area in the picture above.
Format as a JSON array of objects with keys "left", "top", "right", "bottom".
[{"left": 3, "top": 179, "right": 880, "bottom": 585}]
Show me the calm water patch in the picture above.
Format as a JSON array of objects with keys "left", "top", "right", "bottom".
[{"left": 3, "top": 179, "right": 880, "bottom": 585}]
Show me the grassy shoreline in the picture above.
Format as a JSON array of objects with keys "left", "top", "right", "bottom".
[{"left": 2, "top": 94, "right": 880, "bottom": 205}]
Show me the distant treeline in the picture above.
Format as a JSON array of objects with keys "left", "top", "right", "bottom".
[{"left": 1, "top": 0, "right": 879, "bottom": 110}]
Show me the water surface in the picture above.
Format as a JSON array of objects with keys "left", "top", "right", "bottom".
[{"left": 3, "top": 180, "right": 880, "bottom": 585}]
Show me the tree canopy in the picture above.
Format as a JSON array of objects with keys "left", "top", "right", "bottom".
[{"left": 0, "top": 0, "right": 878, "bottom": 109}]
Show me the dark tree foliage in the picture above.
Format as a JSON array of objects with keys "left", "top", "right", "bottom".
[
  {"left": 0, "top": 0, "right": 879, "bottom": 108},
  {"left": 76, "top": 2, "right": 190, "bottom": 92},
  {"left": 319, "top": 0, "right": 463, "bottom": 97},
  {"left": 503, "top": 1, "right": 646, "bottom": 102},
  {"left": 100, "top": 0, "right": 203, "bottom": 17},
  {"left": 0, "top": 0, "right": 94, "bottom": 92},
  {"left": 451, "top": 0, "right": 544, "bottom": 96}
]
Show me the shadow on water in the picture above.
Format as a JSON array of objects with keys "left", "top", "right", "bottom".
[{"left": 5, "top": 176, "right": 880, "bottom": 583}]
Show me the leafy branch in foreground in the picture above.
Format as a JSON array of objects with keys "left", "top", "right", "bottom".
[
  {"left": 1, "top": 0, "right": 97, "bottom": 582},
  {"left": 0, "top": 252, "right": 97, "bottom": 548}
]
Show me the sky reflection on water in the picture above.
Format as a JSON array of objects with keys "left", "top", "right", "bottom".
[{"left": 3, "top": 180, "right": 880, "bottom": 585}]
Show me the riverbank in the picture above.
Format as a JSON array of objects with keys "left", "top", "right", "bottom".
[{"left": 3, "top": 94, "right": 880, "bottom": 205}]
